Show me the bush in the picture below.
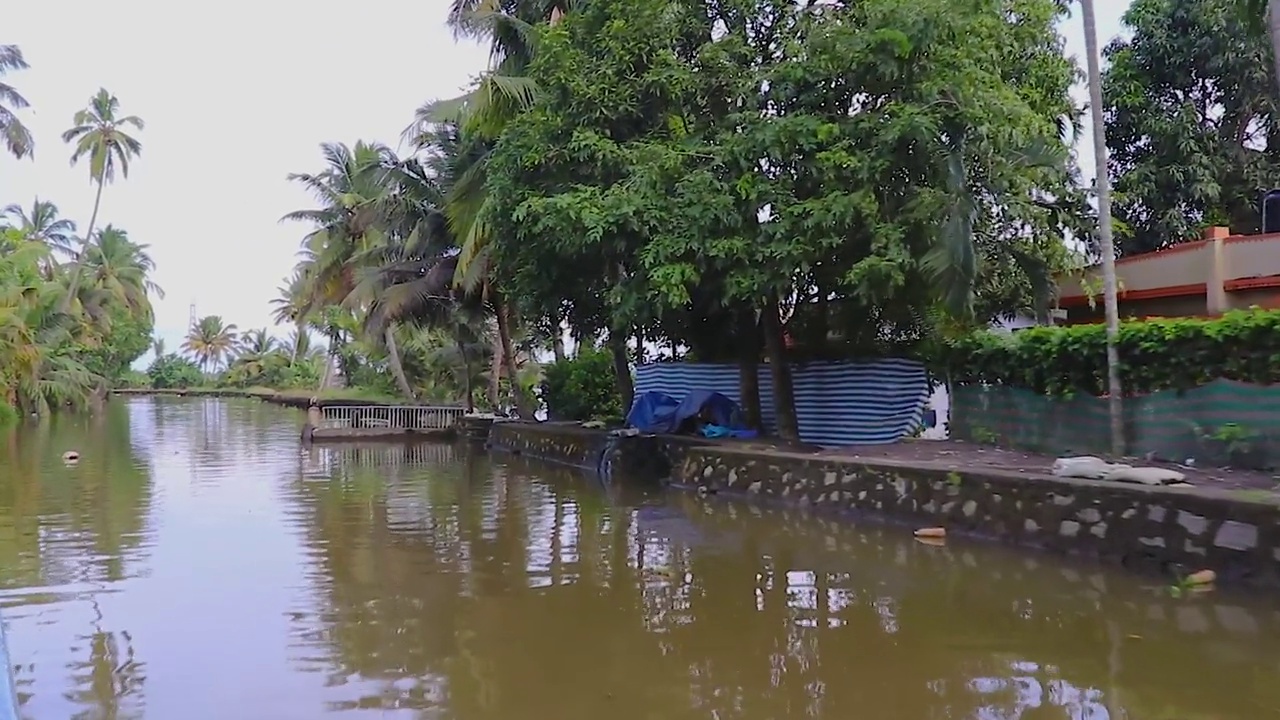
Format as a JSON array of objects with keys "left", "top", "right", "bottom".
[
  {"left": 147, "top": 354, "right": 204, "bottom": 389},
  {"left": 539, "top": 348, "right": 623, "bottom": 421},
  {"left": 936, "top": 309, "right": 1280, "bottom": 397}
]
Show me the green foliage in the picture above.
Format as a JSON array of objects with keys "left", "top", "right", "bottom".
[
  {"left": 539, "top": 348, "right": 623, "bottom": 422},
  {"left": 115, "top": 370, "right": 150, "bottom": 389},
  {"left": 937, "top": 310, "right": 1280, "bottom": 397},
  {"left": 1104, "top": 0, "right": 1280, "bottom": 255},
  {"left": 483, "top": 0, "right": 1083, "bottom": 384},
  {"left": 147, "top": 354, "right": 203, "bottom": 389},
  {"left": 0, "top": 401, "right": 16, "bottom": 426},
  {"left": 78, "top": 309, "right": 153, "bottom": 385}
]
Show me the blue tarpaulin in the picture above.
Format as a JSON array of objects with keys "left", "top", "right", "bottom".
[{"left": 625, "top": 390, "right": 756, "bottom": 438}]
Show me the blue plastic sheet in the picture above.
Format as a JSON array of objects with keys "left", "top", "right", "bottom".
[{"left": 625, "top": 390, "right": 754, "bottom": 436}]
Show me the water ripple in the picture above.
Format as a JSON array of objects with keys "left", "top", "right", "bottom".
[{"left": 0, "top": 397, "right": 1277, "bottom": 718}]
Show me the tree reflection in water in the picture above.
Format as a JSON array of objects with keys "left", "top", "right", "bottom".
[
  {"left": 0, "top": 400, "right": 153, "bottom": 719},
  {"left": 3, "top": 398, "right": 1275, "bottom": 719},
  {"left": 290, "top": 446, "right": 1280, "bottom": 720}
]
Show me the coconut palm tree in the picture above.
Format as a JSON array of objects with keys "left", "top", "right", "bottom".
[
  {"left": 0, "top": 239, "right": 98, "bottom": 412},
  {"left": 80, "top": 226, "right": 164, "bottom": 319},
  {"left": 182, "top": 315, "right": 239, "bottom": 372},
  {"left": 2, "top": 199, "right": 77, "bottom": 257},
  {"left": 60, "top": 89, "right": 144, "bottom": 312},
  {"left": 151, "top": 336, "right": 165, "bottom": 359},
  {"left": 270, "top": 269, "right": 312, "bottom": 360},
  {"left": 237, "top": 328, "right": 276, "bottom": 357},
  {"left": 400, "top": 3, "right": 570, "bottom": 417},
  {"left": 0, "top": 45, "right": 33, "bottom": 160},
  {"left": 281, "top": 328, "right": 321, "bottom": 363},
  {"left": 282, "top": 141, "right": 418, "bottom": 398}
]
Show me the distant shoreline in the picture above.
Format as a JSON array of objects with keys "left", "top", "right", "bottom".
[{"left": 108, "top": 387, "right": 425, "bottom": 408}]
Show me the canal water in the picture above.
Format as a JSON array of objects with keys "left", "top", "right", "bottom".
[{"left": 0, "top": 398, "right": 1278, "bottom": 719}]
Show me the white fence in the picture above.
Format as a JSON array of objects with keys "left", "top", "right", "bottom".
[{"left": 319, "top": 405, "right": 465, "bottom": 430}]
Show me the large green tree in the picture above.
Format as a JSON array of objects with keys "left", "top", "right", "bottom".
[
  {"left": 1105, "top": 0, "right": 1280, "bottom": 255},
  {"left": 483, "top": 0, "right": 1082, "bottom": 438}
]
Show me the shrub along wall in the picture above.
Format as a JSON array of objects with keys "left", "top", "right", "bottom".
[
  {"left": 538, "top": 348, "right": 624, "bottom": 422},
  {"left": 938, "top": 310, "right": 1280, "bottom": 468}
]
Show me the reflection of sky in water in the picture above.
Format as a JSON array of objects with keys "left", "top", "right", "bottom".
[{"left": 625, "top": 505, "right": 1117, "bottom": 720}]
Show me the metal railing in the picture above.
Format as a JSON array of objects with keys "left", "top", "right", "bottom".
[{"left": 319, "top": 405, "right": 465, "bottom": 431}]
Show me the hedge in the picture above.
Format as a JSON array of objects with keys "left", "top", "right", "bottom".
[{"left": 935, "top": 309, "right": 1280, "bottom": 397}]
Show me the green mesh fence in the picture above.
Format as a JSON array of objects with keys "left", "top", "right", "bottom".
[{"left": 950, "top": 380, "right": 1280, "bottom": 470}]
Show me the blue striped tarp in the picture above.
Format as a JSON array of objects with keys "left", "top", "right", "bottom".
[{"left": 633, "top": 359, "right": 931, "bottom": 447}]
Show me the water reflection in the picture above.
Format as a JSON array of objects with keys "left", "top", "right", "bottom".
[{"left": 0, "top": 397, "right": 1276, "bottom": 719}]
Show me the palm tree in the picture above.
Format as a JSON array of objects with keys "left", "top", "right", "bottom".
[
  {"left": 0, "top": 239, "right": 98, "bottom": 412},
  {"left": 237, "top": 328, "right": 276, "bottom": 357},
  {"left": 281, "top": 328, "right": 321, "bottom": 363},
  {"left": 1080, "top": 0, "right": 1124, "bottom": 455},
  {"left": 60, "top": 89, "right": 144, "bottom": 312},
  {"left": 1, "top": 199, "right": 78, "bottom": 257},
  {"left": 282, "top": 141, "right": 418, "bottom": 398},
  {"left": 270, "top": 269, "right": 311, "bottom": 360},
  {"left": 0, "top": 45, "right": 33, "bottom": 160},
  {"left": 399, "top": 2, "right": 569, "bottom": 417},
  {"left": 182, "top": 315, "right": 239, "bottom": 372},
  {"left": 80, "top": 226, "right": 164, "bottom": 319},
  {"left": 151, "top": 337, "right": 165, "bottom": 359}
]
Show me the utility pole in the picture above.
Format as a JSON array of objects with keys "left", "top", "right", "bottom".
[{"left": 1080, "top": 0, "right": 1125, "bottom": 456}]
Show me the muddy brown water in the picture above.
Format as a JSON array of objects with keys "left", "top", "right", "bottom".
[{"left": 0, "top": 397, "right": 1278, "bottom": 719}]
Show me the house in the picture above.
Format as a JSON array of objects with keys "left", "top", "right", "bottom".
[{"left": 1055, "top": 227, "right": 1280, "bottom": 323}]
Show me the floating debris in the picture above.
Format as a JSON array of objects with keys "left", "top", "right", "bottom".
[{"left": 1186, "top": 569, "right": 1216, "bottom": 586}]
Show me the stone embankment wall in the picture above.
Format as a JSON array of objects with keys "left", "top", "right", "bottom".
[
  {"left": 487, "top": 421, "right": 704, "bottom": 478},
  {"left": 679, "top": 446, "right": 1280, "bottom": 588},
  {"left": 487, "top": 422, "right": 1280, "bottom": 589}
]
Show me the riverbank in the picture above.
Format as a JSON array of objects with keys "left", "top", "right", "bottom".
[
  {"left": 490, "top": 421, "right": 1280, "bottom": 590},
  {"left": 110, "top": 387, "right": 410, "bottom": 408}
]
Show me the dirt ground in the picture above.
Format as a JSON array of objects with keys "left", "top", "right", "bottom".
[{"left": 809, "top": 439, "right": 1280, "bottom": 494}]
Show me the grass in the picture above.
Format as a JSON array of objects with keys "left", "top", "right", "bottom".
[
  {"left": 267, "top": 387, "right": 407, "bottom": 404},
  {"left": 1230, "top": 489, "right": 1280, "bottom": 504}
]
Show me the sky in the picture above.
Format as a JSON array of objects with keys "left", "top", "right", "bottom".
[{"left": 1, "top": 1, "right": 1129, "bottom": 364}]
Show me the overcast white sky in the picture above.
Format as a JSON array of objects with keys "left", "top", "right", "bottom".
[{"left": 1, "top": 1, "right": 1127, "bottom": 363}]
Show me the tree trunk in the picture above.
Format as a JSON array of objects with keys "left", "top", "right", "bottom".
[
  {"left": 761, "top": 296, "right": 799, "bottom": 441},
  {"left": 607, "top": 330, "right": 634, "bottom": 414},
  {"left": 488, "top": 333, "right": 502, "bottom": 411},
  {"left": 552, "top": 332, "right": 566, "bottom": 363},
  {"left": 1081, "top": 0, "right": 1125, "bottom": 456},
  {"left": 736, "top": 306, "right": 762, "bottom": 430},
  {"left": 384, "top": 325, "right": 416, "bottom": 400},
  {"left": 319, "top": 353, "right": 333, "bottom": 390},
  {"left": 59, "top": 177, "right": 105, "bottom": 314},
  {"left": 458, "top": 338, "right": 474, "bottom": 413},
  {"left": 1269, "top": 0, "right": 1280, "bottom": 102},
  {"left": 494, "top": 295, "right": 531, "bottom": 418}
]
